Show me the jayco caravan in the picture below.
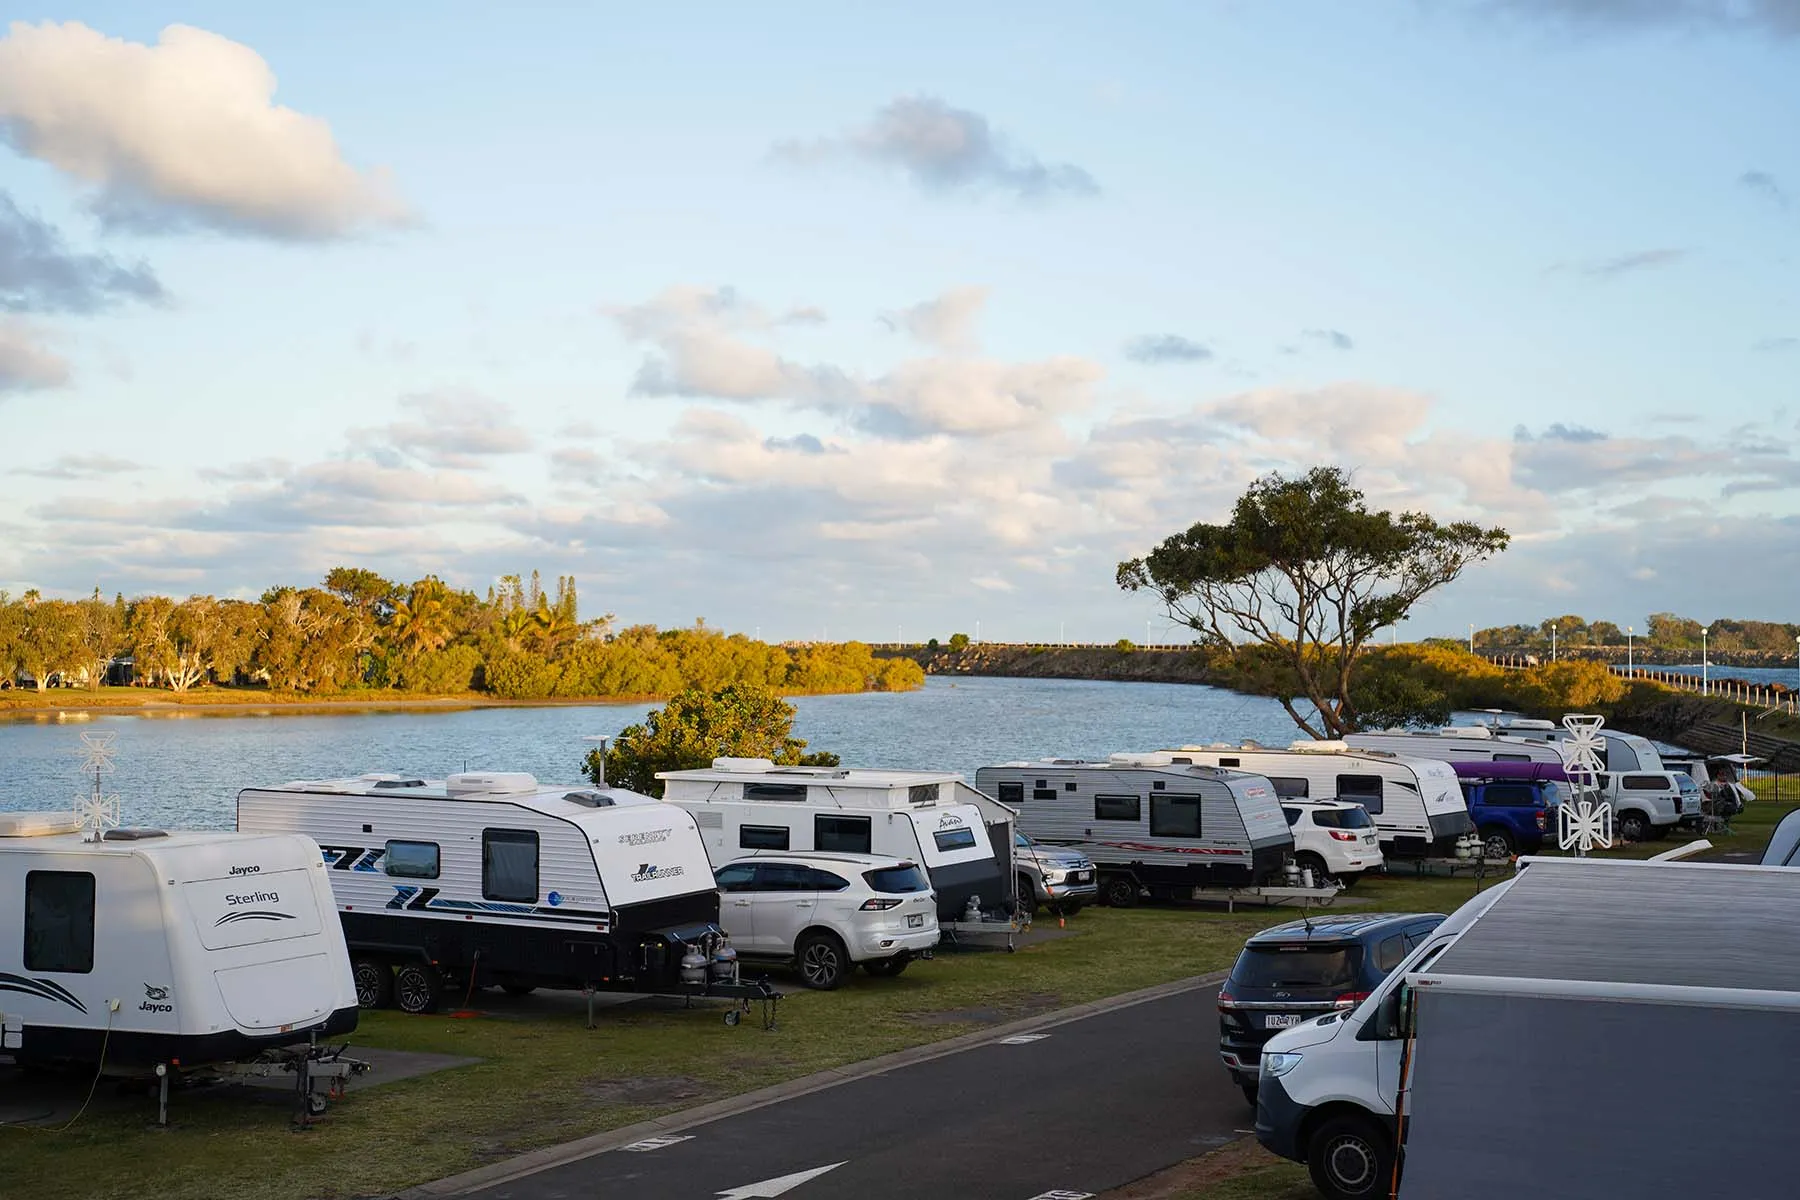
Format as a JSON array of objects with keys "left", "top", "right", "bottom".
[
  {"left": 238, "top": 772, "right": 775, "bottom": 1014},
  {"left": 1168, "top": 743, "right": 1479, "bottom": 859},
  {"left": 657, "top": 760, "right": 1014, "bottom": 921},
  {"left": 1346, "top": 727, "right": 1571, "bottom": 803},
  {"left": 972, "top": 754, "right": 1294, "bottom": 906},
  {"left": 0, "top": 810, "right": 358, "bottom": 1071}
]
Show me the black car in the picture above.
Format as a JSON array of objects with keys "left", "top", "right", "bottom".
[{"left": 1217, "top": 911, "right": 1445, "bottom": 1104}]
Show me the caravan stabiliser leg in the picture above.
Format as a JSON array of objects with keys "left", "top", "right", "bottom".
[{"left": 155, "top": 1063, "right": 169, "bottom": 1128}]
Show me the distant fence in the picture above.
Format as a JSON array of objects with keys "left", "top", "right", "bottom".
[{"left": 1480, "top": 654, "right": 1800, "bottom": 716}]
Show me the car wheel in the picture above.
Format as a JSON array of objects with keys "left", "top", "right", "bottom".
[
  {"left": 1334, "top": 872, "right": 1361, "bottom": 891},
  {"left": 1307, "top": 1113, "right": 1395, "bottom": 1200},
  {"left": 1053, "top": 899, "right": 1084, "bottom": 916},
  {"left": 1102, "top": 874, "right": 1139, "bottom": 908},
  {"left": 393, "top": 962, "right": 443, "bottom": 1015},
  {"left": 501, "top": 983, "right": 536, "bottom": 997},
  {"left": 1480, "top": 827, "right": 1515, "bottom": 860},
  {"left": 351, "top": 958, "right": 393, "bottom": 1010},
  {"left": 1017, "top": 875, "right": 1040, "bottom": 918},
  {"left": 1617, "top": 811, "right": 1650, "bottom": 843},
  {"left": 863, "top": 952, "right": 910, "bottom": 978},
  {"left": 796, "top": 932, "right": 849, "bottom": 990},
  {"left": 1296, "top": 853, "right": 1340, "bottom": 890}
]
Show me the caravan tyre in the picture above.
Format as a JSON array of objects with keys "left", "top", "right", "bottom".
[
  {"left": 1617, "top": 811, "right": 1651, "bottom": 843},
  {"left": 352, "top": 958, "right": 394, "bottom": 1010},
  {"left": 1102, "top": 875, "right": 1139, "bottom": 908},
  {"left": 796, "top": 932, "right": 849, "bottom": 990},
  {"left": 1017, "top": 875, "right": 1040, "bottom": 918},
  {"left": 1307, "top": 1113, "right": 1394, "bottom": 1200},
  {"left": 393, "top": 963, "right": 443, "bottom": 1014}
]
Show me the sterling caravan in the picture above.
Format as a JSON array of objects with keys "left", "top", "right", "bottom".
[
  {"left": 657, "top": 760, "right": 1015, "bottom": 922},
  {"left": 973, "top": 754, "right": 1294, "bottom": 907},
  {"left": 238, "top": 772, "right": 775, "bottom": 1014},
  {"left": 0, "top": 811, "right": 357, "bottom": 1071},
  {"left": 1169, "top": 743, "right": 1479, "bottom": 859}
]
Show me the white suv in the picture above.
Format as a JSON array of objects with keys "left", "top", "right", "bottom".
[
  {"left": 1280, "top": 800, "right": 1385, "bottom": 888},
  {"left": 713, "top": 853, "right": 940, "bottom": 990}
]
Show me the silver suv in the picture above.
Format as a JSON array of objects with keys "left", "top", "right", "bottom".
[{"left": 1013, "top": 831, "right": 1098, "bottom": 916}]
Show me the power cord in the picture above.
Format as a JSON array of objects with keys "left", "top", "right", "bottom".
[{"left": 5, "top": 1005, "right": 113, "bottom": 1133}]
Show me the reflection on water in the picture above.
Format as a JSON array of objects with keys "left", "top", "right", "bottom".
[{"left": 0, "top": 676, "right": 1303, "bottom": 831}]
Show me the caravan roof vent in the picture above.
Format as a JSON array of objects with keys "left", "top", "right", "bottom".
[
  {"left": 102, "top": 828, "right": 168, "bottom": 840},
  {"left": 1438, "top": 726, "right": 1492, "bottom": 738},
  {"left": 445, "top": 772, "right": 539, "bottom": 798},
  {"left": 371, "top": 778, "right": 428, "bottom": 789},
  {"left": 712, "top": 757, "right": 776, "bottom": 772},
  {"left": 562, "top": 790, "right": 615, "bottom": 807},
  {"left": 0, "top": 811, "right": 83, "bottom": 838},
  {"left": 1503, "top": 718, "right": 1557, "bottom": 730},
  {"left": 1290, "top": 740, "right": 1352, "bottom": 754},
  {"left": 1109, "top": 751, "right": 1175, "bottom": 767}
]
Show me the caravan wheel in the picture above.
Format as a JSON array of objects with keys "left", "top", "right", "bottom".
[
  {"left": 352, "top": 958, "right": 394, "bottom": 1010},
  {"left": 1102, "top": 875, "right": 1139, "bottom": 908},
  {"left": 393, "top": 963, "right": 443, "bottom": 1014}
]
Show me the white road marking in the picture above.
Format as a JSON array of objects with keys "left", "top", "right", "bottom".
[
  {"left": 716, "top": 1161, "right": 847, "bottom": 1198},
  {"left": 620, "top": 1134, "right": 694, "bottom": 1152},
  {"left": 997, "top": 1033, "right": 1050, "bottom": 1045},
  {"left": 1026, "top": 1190, "right": 1095, "bottom": 1200}
]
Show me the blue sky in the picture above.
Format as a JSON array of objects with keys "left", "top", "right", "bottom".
[{"left": 2, "top": 1, "right": 1797, "bottom": 642}]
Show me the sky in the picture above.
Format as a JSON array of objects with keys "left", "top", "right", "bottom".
[{"left": 1, "top": 0, "right": 1797, "bottom": 643}]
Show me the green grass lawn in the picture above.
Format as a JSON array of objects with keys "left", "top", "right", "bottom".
[{"left": 7, "top": 788, "right": 1791, "bottom": 1200}]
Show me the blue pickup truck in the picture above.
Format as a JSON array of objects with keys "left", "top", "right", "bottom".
[{"left": 1460, "top": 776, "right": 1558, "bottom": 859}]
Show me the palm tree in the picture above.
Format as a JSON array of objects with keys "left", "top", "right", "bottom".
[{"left": 390, "top": 578, "right": 453, "bottom": 659}]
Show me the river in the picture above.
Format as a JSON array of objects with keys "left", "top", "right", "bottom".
[{"left": 0, "top": 676, "right": 1310, "bottom": 831}]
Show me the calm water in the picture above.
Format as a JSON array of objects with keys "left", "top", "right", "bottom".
[
  {"left": 1647, "top": 664, "right": 1798, "bottom": 688},
  {"left": 0, "top": 676, "right": 1306, "bottom": 831}
]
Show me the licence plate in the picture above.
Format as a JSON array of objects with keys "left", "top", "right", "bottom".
[
  {"left": 907, "top": 914, "right": 925, "bottom": 928},
  {"left": 1264, "top": 1014, "right": 1301, "bottom": 1029},
  {"left": 1073, "top": 871, "right": 1091, "bottom": 883},
  {"left": 1363, "top": 836, "right": 1378, "bottom": 845}
]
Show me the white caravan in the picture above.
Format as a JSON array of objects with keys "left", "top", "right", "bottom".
[
  {"left": 238, "top": 772, "right": 774, "bottom": 1014},
  {"left": 972, "top": 754, "right": 1294, "bottom": 907},
  {"left": 1168, "top": 743, "right": 1479, "bottom": 860},
  {"left": 657, "top": 759, "right": 1015, "bottom": 922},
  {"left": 0, "top": 810, "right": 358, "bottom": 1072},
  {"left": 1346, "top": 727, "right": 1571, "bottom": 803},
  {"left": 1483, "top": 715, "right": 1670, "bottom": 772}
]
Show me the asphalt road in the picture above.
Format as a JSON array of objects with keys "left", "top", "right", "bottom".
[{"left": 461, "top": 985, "right": 1246, "bottom": 1200}]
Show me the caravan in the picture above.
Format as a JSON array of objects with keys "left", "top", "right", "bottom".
[
  {"left": 1168, "top": 743, "right": 1480, "bottom": 860},
  {"left": 0, "top": 810, "right": 358, "bottom": 1072},
  {"left": 1346, "top": 727, "right": 1571, "bottom": 803},
  {"left": 238, "top": 772, "right": 776, "bottom": 1014},
  {"left": 972, "top": 754, "right": 1294, "bottom": 907},
  {"left": 657, "top": 759, "right": 1015, "bottom": 922}
]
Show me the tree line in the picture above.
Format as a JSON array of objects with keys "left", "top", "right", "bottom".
[
  {"left": 1472, "top": 614, "right": 1799, "bottom": 656},
  {"left": 0, "top": 568, "right": 925, "bottom": 699}
]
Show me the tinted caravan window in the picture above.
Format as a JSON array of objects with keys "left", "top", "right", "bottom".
[
  {"left": 739, "top": 824, "right": 790, "bottom": 851},
  {"left": 1150, "top": 794, "right": 1202, "bottom": 838},
  {"left": 815, "top": 815, "right": 872, "bottom": 854},
  {"left": 1094, "top": 794, "right": 1140, "bottom": 821},
  {"left": 482, "top": 829, "right": 539, "bottom": 902},
  {"left": 1337, "top": 774, "right": 1385, "bottom": 814},
  {"left": 385, "top": 840, "right": 440, "bottom": 879},
  {"left": 933, "top": 827, "right": 979, "bottom": 851},
  {"left": 996, "top": 781, "right": 1024, "bottom": 805},
  {"left": 1269, "top": 776, "right": 1309, "bottom": 799},
  {"left": 24, "top": 871, "right": 95, "bottom": 974}
]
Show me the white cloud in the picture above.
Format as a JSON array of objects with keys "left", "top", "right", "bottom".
[
  {"left": 0, "top": 320, "right": 70, "bottom": 392},
  {"left": 375, "top": 389, "right": 533, "bottom": 468},
  {"left": 0, "top": 21, "right": 412, "bottom": 239},
  {"left": 881, "top": 286, "right": 989, "bottom": 352}
]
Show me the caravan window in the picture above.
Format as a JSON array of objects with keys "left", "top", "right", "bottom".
[
  {"left": 739, "top": 824, "right": 791, "bottom": 851},
  {"left": 1336, "top": 774, "right": 1385, "bottom": 814},
  {"left": 385, "top": 841, "right": 440, "bottom": 879},
  {"left": 1150, "top": 794, "right": 1203, "bottom": 838},
  {"left": 996, "top": 781, "right": 1024, "bottom": 804},
  {"left": 1492, "top": 753, "right": 1533, "bottom": 763},
  {"left": 745, "top": 782, "right": 808, "bottom": 802},
  {"left": 1033, "top": 788, "right": 1057, "bottom": 801},
  {"left": 24, "top": 871, "right": 95, "bottom": 974},
  {"left": 815, "top": 815, "right": 872, "bottom": 854},
  {"left": 482, "top": 829, "right": 539, "bottom": 902},
  {"left": 1269, "top": 776, "right": 1309, "bottom": 799},
  {"left": 908, "top": 784, "right": 940, "bottom": 805},
  {"left": 933, "top": 827, "right": 979, "bottom": 851},
  {"left": 1094, "top": 794, "right": 1140, "bottom": 821}
]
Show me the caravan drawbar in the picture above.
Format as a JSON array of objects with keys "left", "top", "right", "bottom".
[{"left": 237, "top": 772, "right": 779, "bottom": 1014}]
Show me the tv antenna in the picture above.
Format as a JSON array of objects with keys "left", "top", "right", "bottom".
[
  {"left": 74, "top": 731, "right": 122, "bottom": 843},
  {"left": 582, "top": 735, "right": 613, "bottom": 786}
]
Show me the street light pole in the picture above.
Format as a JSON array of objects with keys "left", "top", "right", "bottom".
[
  {"left": 1468, "top": 623, "right": 1474, "bottom": 653},
  {"left": 1552, "top": 622, "right": 1558, "bottom": 663},
  {"left": 1626, "top": 626, "right": 1633, "bottom": 673},
  {"left": 1702, "top": 626, "right": 1710, "bottom": 695}
]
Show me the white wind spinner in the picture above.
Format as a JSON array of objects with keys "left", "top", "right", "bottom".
[
  {"left": 1557, "top": 713, "right": 1613, "bottom": 854},
  {"left": 74, "top": 731, "right": 122, "bottom": 842}
]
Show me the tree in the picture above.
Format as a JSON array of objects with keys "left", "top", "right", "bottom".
[
  {"left": 76, "top": 588, "right": 122, "bottom": 689},
  {"left": 324, "top": 567, "right": 400, "bottom": 623},
  {"left": 389, "top": 577, "right": 455, "bottom": 659},
  {"left": 1646, "top": 612, "right": 1703, "bottom": 651},
  {"left": 15, "top": 594, "right": 83, "bottom": 691},
  {"left": 1117, "top": 467, "right": 1509, "bottom": 738},
  {"left": 1588, "top": 620, "right": 1623, "bottom": 646},
  {"left": 947, "top": 632, "right": 971, "bottom": 652},
  {"left": 584, "top": 683, "right": 839, "bottom": 797}
]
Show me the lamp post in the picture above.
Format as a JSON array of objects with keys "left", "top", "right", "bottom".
[
  {"left": 1468, "top": 623, "right": 1475, "bottom": 653},
  {"left": 1146, "top": 619, "right": 1151, "bottom": 648},
  {"left": 1552, "top": 622, "right": 1558, "bottom": 663},
  {"left": 1701, "top": 626, "right": 1710, "bottom": 695},
  {"left": 1626, "top": 626, "right": 1634, "bottom": 673}
]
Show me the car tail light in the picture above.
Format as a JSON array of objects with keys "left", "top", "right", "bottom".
[
  {"left": 1217, "top": 986, "right": 1234, "bottom": 1011},
  {"left": 1536, "top": 811, "right": 1547, "bottom": 831},
  {"left": 860, "top": 898, "right": 902, "bottom": 911},
  {"left": 1328, "top": 830, "right": 1359, "bottom": 842},
  {"left": 1334, "top": 991, "right": 1371, "bottom": 1009}
]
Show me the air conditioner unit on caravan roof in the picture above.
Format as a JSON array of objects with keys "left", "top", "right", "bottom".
[{"left": 445, "top": 772, "right": 539, "bottom": 798}]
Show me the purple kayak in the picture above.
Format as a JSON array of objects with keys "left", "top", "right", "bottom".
[{"left": 1449, "top": 759, "right": 1569, "bottom": 783}]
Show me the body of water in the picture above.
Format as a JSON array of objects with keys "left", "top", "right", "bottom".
[
  {"left": 1642, "top": 664, "right": 1799, "bottom": 689},
  {"left": 0, "top": 676, "right": 1307, "bottom": 831}
]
